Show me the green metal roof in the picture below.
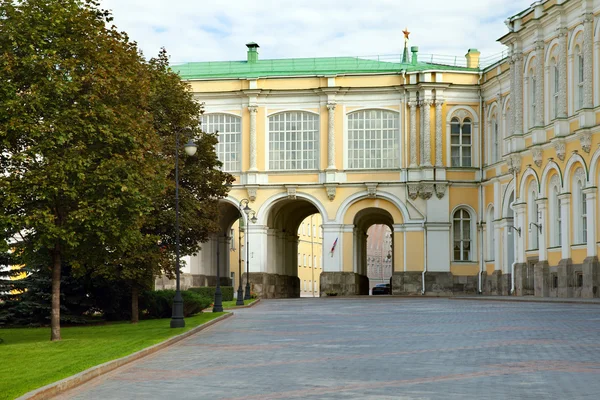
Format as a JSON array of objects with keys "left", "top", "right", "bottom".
[{"left": 172, "top": 56, "right": 479, "bottom": 80}]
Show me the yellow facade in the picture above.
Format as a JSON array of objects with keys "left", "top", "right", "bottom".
[{"left": 167, "top": 0, "right": 600, "bottom": 299}]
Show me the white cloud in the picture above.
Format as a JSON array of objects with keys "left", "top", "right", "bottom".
[{"left": 99, "top": 0, "right": 531, "bottom": 64}]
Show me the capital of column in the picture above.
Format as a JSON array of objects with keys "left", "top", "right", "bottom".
[
  {"left": 248, "top": 105, "right": 258, "bottom": 114},
  {"left": 583, "top": 186, "right": 597, "bottom": 198},
  {"left": 557, "top": 192, "right": 571, "bottom": 202},
  {"left": 408, "top": 100, "right": 418, "bottom": 109},
  {"left": 327, "top": 102, "right": 336, "bottom": 111},
  {"left": 535, "top": 197, "right": 548, "bottom": 209}
]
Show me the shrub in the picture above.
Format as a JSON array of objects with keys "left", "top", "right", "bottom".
[
  {"left": 139, "top": 290, "right": 210, "bottom": 319},
  {"left": 188, "top": 286, "right": 234, "bottom": 301}
]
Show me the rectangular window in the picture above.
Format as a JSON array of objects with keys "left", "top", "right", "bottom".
[
  {"left": 348, "top": 110, "right": 399, "bottom": 169},
  {"left": 200, "top": 114, "right": 242, "bottom": 172},
  {"left": 269, "top": 112, "right": 318, "bottom": 171}
]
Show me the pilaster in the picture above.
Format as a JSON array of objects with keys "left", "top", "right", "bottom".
[
  {"left": 409, "top": 100, "right": 418, "bottom": 167},
  {"left": 558, "top": 192, "right": 571, "bottom": 260},
  {"left": 326, "top": 102, "right": 337, "bottom": 170},
  {"left": 435, "top": 99, "right": 444, "bottom": 166},
  {"left": 248, "top": 105, "right": 258, "bottom": 171}
]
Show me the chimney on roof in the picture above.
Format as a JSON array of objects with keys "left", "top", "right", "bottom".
[
  {"left": 465, "top": 48, "right": 480, "bottom": 68},
  {"left": 246, "top": 42, "right": 259, "bottom": 64},
  {"left": 411, "top": 46, "right": 418, "bottom": 65}
]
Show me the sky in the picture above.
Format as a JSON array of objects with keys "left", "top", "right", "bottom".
[{"left": 98, "top": 0, "right": 532, "bottom": 64}]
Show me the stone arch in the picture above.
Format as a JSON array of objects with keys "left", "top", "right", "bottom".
[
  {"left": 345, "top": 106, "right": 400, "bottom": 115},
  {"left": 501, "top": 179, "right": 516, "bottom": 217},
  {"left": 257, "top": 191, "right": 329, "bottom": 226},
  {"left": 266, "top": 109, "right": 320, "bottom": 117},
  {"left": 545, "top": 39, "right": 560, "bottom": 65},
  {"left": 588, "top": 146, "right": 600, "bottom": 186},
  {"left": 342, "top": 197, "right": 404, "bottom": 225},
  {"left": 563, "top": 153, "right": 588, "bottom": 192},
  {"left": 336, "top": 191, "right": 411, "bottom": 225},
  {"left": 519, "top": 166, "right": 540, "bottom": 197},
  {"left": 568, "top": 25, "right": 585, "bottom": 51},
  {"left": 540, "top": 161, "right": 563, "bottom": 197}
]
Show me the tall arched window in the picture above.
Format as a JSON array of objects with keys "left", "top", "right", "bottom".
[
  {"left": 489, "top": 109, "right": 500, "bottom": 164},
  {"left": 549, "top": 175, "right": 561, "bottom": 246},
  {"left": 451, "top": 117, "right": 472, "bottom": 167},
  {"left": 576, "top": 46, "right": 584, "bottom": 110},
  {"left": 453, "top": 209, "right": 472, "bottom": 261},
  {"left": 551, "top": 58, "right": 559, "bottom": 119},
  {"left": 269, "top": 111, "right": 318, "bottom": 170},
  {"left": 528, "top": 182, "right": 539, "bottom": 250},
  {"left": 347, "top": 109, "right": 399, "bottom": 169},
  {"left": 200, "top": 113, "right": 241, "bottom": 172},
  {"left": 487, "top": 207, "right": 495, "bottom": 260},
  {"left": 573, "top": 168, "right": 587, "bottom": 244}
]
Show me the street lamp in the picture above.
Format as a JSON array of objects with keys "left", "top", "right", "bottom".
[
  {"left": 236, "top": 198, "right": 256, "bottom": 305},
  {"left": 170, "top": 132, "right": 197, "bottom": 329}
]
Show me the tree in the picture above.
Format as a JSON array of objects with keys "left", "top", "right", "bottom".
[
  {"left": 97, "top": 50, "right": 234, "bottom": 323},
  {"left": 0, "top": 0, "right": 166, "bottom": 340}
]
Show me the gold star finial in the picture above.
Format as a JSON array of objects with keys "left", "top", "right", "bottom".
[{"left": 403, "top": 27, "right": 410, "bottom": 40}]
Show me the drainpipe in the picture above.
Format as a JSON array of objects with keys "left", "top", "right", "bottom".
[
  {"left": 510, "top": 169, "right": 518, "bottom": 295},
  {"left": 478, "top": 71, "right": 484, "bottom": 294},
  {"left": 422, "top": 220, "right": 427, "bottom": 295}
]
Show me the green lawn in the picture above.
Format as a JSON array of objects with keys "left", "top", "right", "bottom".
[
  {"left": 221, "top": 299, "right": 258, "bottom": 308},
  {"left": 0, "top": 312, "right": 225, "bottom": 400}
]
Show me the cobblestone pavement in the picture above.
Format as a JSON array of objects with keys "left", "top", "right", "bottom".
[{"left": 58, "top": 298, "right": 600, "bottom": 400}]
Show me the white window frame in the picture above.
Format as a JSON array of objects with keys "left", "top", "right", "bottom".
[
  {"left": 528, "top": 184, "right": 539, "bottom": 250},
  {"left": 552, "top": 61, "right": 559, "bottom": 120},
  {"left": 453, "top": 208, "right": 473, "bottom": 262},
  {"left": 573, "top": 169, "right": 587, "bottom": 244},
  {"left": 549, "top": 177, "right": 561, "bottom": 247},
  {"left": 529, "top": 73, "right": 536, "bottom": 129},
  {"left": 346, "top": 109, "right": 400, "bottom": 169},
  {"left": 450, "top": 117, "right": 472, "bottom": 167},
  {"left": 268, "top": 111, "right": 319, "bottom": 171},
  {"left": 577, "top": 51, "right": 584, "bottom": 111},
  {"left": 200, "top": 113, "right": 242, "bottom": 173},
  {"left": 487, "top": 207, "right": 495, "bottom": 261}
]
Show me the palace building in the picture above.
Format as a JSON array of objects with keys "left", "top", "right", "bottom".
[{"left": 168, "top": 0, "right": 600, "bottom": 298}]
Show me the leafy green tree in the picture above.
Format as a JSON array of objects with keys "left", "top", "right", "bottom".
[{"left": 0, "top": 0, "right": 167, "bottom": 340}]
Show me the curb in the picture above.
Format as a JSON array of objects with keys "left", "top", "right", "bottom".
[
  {"left": 17, "top": 312, "right": 233, "bottom": 400},
  {"left": 224, "top": 298, "right": 261, "bottom": 309},
  {"left": 451, "top": 297, "right": 600, "bottom": 305}
]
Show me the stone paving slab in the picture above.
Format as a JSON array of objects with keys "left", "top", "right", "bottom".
[{"left": 56, "top": 298, "right": 600, "bottom": 400}]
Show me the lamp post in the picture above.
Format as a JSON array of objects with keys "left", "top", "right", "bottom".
[
  {"left": 236, "top": 216, "right": 245, "bottom": 306},
  {"left": 170, "top": 131, "right": 197, "bottom": 328},
  {"left": 245, "top": 209, "right": 257, "bottom": 300},
  {"left": 213, "top": 232, "right": 224, "bottom": 313}
]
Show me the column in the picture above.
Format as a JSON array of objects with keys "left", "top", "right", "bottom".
[
  {"left": 322, "top": 224, "right": 343, "bottom": 272},
  {"left": 536, "top": 198, "right": 548, "bottom": 261},
  {"left": 419, "top": 100, "right": 424, "bottom": 164},
  {"left": 558, "top": 192, "right": 571, "bottom": 260},
  {"left": 557, "top": 28, "right": 568, "bottom": 118},
  {"left": 508, "top": 56, "right": 516, "bottom": 136},
  {"left": 409, "top": 101, "right": 418, "bottom": 167},
  {"left": 583, "top": 13, "right": 594, "bottom": 109},
  {"left": 435, "top": 99, "right": 443, "bottom": 166},
  {"left": 534, "top": 41, "right": 545, "bottom": 127},
  {"left": 513, "top": 52, "right": 524, "bottom": 135},
  {"left": 248, "top": 105, "right": 258, "bottom": 171},
  {"left": 583, "top": 187, "right": 597, "bottom": 257},
  {"left": 494, "top": 224, "right": 502, "bottom": 271},
  {"left": 326, "top": 102, "right": 336, "bottom": 170},
  {"left": 421, "top": 99, "right": 432, "bottom": 167}
]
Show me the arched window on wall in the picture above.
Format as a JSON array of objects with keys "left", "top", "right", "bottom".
[
  {"left": 528, "top": 65, "right": 536, "bottom": 129},
  {"left": 549, "top": 175, "right": 561, "bottom": 247},
  {"left": 528, "top": 182, "right": 539, "bottom": 250},
  {"left": 576, "top": 45, "right": 584, "bottom": 111},
  {"left": 489, "top": 110, "right": 500, "bottom": 164},
  {"left": 487, "top": 207, "right": 495, "bottom": 260},
  {"left": 450, "top": 116, "right": 472, "bottom": 167},
  {"left": 347, "top": 109, "right": 399, "bottom": 169},
  {"left": 550, "top": 58, "right": 559, "bottom": 120},
  {"left": 269, "top": 111, "right": 318, "bottom": 171},
  {"left": 453, "top": 209, "right": 472, "bottom": 261},
  {"left": 573, "top": 168, "right": 587, "bottom": 244},
  {"left": 200, "top": 113, "right": 241, "bottom": 172}
]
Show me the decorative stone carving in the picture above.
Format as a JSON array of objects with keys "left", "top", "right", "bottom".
[
  {"left": 557, "top": 28, "right": 568, "bottom": 118},
  {"left": 574, "top": 167, "right": 586, "bottom": 185},
  {"left": 246, "top": 186, "right": 257, "bottom": 202},
  {"left": 325, "top": 185, "right": 336, "bottom": 201},
  {"left": 366, "top": 183, "right": 378, "bottom": 198},
  {"left": 512, "top": 52, "right": 524, "bottom": 135},
  {"left": 408, "top": 183, "right": 419, "bottom": 200},
  {"left": 435, "top": 99, "right": 444, "bottom": 166},
  {"left": 409, "top": 100, "right": 418, "bottom": 167},
  {"left": 554, "top": 138, "right": 566, "bottom": 161},
  {"left": 286, "top": 186, "right": 297, "bottom": 200},
  {"left": 534, "top": 41, "right": 545, "bottom": 127},
  {"left": 421, "top": 99, "right": 433, "bottom": 167},
  {"left": 452, "top": 109, "right": 472, "bottom": 121},
  {"left": 326, "top": 102, "right": 336, "bottom": 169},
  {"left": 248, "top": 105, "right": 258, "bottom": 171},
  {"left": 550, "top": 174, "right": 561, "bottom": 192},
  {"left": 583, "top": 13, "right": 594, "bottom": 109},
  {"left": 580, "top": 131, "right": 592, "bottom": 153},
  {"left": 507, "top": 153, "right": 522, "bottom": 174},
  {"left": 419, "top": 183, "right": 434, "bottom": 200},
  {"left": 532, "top": 146, "right": 543, "bottom": 167},
  {"left": 435, "top": 183, "right": 447, "bottom": 199}
]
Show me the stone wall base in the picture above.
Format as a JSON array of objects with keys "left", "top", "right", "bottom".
[
  {"left": 243, "top": 273, "right": 299, "bottom": 299},
  {"left": 514, "top": 263, "right": 534, "bottom": 296},
  {"left": 391, "top": 272, "right": 477, "bottom": 296},
  {"left": 320, "top": 272, "right": 369, "bottom": 296},
  {"left": 534, "top": 261, "right": 550, "bottom": 297},
  {"left": 154, "top": 274, "right": 231, "bottom": 291},
  {"left": 582, "top": 256, "right": 600, "bottom": 298},
  {"left": 483, "top": 270, "right": 510, "bottom": 295}
]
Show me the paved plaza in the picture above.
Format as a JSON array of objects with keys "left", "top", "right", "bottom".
[{"left": 59, "top": 298, "right": 600, "bottom": 399}]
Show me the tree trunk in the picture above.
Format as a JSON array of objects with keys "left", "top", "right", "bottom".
[
  {"left": 51, "top": 243, "right": 62, "bottom": 341},
  {"left": 131, "top": 286, "right": 139, "bottom": 324}
]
